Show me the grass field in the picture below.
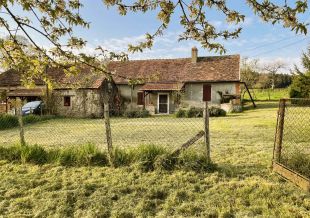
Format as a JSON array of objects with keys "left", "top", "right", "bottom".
[
  {"left": 0, "top": 102, "right": 310, "bottom": 217},
  {"left": 244, "top": 88, "right": 289, "bottom": 101}
]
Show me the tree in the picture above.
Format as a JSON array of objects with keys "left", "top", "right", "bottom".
[
  {"left": 0, "top": 0, "right": 308, "bottom": 84},
  {"left": 262, "top": 61, "right": 286, "bottom": 90},
  {"left": 289, "top": 46, "right": 310, "bottom": 98},
  {"left": 240, "top": 58, "right": 259, "bottom": 88}
]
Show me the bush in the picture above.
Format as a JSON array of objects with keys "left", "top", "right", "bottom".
[
  {"left": 20, "top": 145, "right": 48, "bottom": 164},
  {"left": 134, "top": 144, "right": 167, "bottom": 171},
  {"left": 124, "top": 109, "right": 150, "bottom": 118},
  {"left": 0, "top": 114, "right": 57, "bottom": 130},
  {"left": 209, "top": 106, "right": 226, "bottom": 117},
  {"left": 186, "top": 107, "right": 203, "bottom": 118},
  {"left": 0, "top": 114, "right": 18, "bottom": 130},
  {"left": 175, "top": 109, "right": 186, "bottom": 118}
]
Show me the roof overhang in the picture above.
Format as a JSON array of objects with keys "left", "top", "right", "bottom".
[{"left": 7, "top": 88, "right": 45, "bottom": 97}]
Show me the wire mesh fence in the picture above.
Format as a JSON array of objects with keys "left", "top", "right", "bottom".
[
  {"left": 273, "top": 98, "right": 310, "bottom": 179},
  {"left": 0, "top": 108, "right": 206, "bottom": 149}
]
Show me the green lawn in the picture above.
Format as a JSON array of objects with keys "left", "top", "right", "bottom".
[
  {"left": 0, "top": 102, "right": 309, "bottom": 217},
  {"left": 244, "top": 88, "right": 289, "bottom": 101}
]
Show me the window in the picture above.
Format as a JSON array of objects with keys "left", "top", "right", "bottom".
[{"left": 64, "top": 96, "right": 71, "bottom": 106}]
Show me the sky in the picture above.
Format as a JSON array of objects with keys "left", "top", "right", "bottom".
[{"left": 4, "top": 0, "right": 310, "bottom": 73}]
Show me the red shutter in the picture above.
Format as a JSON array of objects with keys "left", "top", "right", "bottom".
[
  {"left": 137, "top": 92, "right": 144, "bottom": 105},
  {"left": 203, "top": 84, "right": 211, "bottom": 101}
]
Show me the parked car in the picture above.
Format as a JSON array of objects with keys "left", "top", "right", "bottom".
[{"left": 22, "top": 101, "right": 44, "bottom": 116}]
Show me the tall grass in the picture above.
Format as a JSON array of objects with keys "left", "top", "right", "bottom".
[
  {"left": 0, "top": 144, "right": 216, "bottom": 172},
  {"left": 0, "top": 114, "right": 57, "bottom": 130},
  {"left": 281, "top": 150, "right": 310, "bottom": 179}
]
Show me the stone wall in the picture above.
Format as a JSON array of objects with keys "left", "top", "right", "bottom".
[{"left": 52, "top": 89, "right": 103, "bottom": 118}]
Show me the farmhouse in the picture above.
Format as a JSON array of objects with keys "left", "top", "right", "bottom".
[{"left": 0, "top": 48, "right": 241, "bottom": 117}]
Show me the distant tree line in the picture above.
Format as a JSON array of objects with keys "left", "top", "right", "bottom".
[
  {"left": 240, "top": 58, "right": 292, "bottom": 89},
  {"left": 241, "top": 45, "right": 310, "bottom": 99}
]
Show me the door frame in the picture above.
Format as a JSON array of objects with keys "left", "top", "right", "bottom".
[{"left": 157, "top": 93, "right": 169, "bottom": 114}]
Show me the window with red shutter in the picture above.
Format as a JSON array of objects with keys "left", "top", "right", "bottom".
[{"left": 137, "top": 92, "right": 144, "bottom": 105}]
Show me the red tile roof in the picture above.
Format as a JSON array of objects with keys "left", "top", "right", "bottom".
[
  {"left": 0, "top": 54, "right": 240, "bottom": 89},
  {"left": 7, "top": 88, "right": 45, "bottom": 97},
  {"left": 109, "top": 55, "right": 240, "bottom": 84}
]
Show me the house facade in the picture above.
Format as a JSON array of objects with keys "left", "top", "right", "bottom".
[
  {"left": 109, "top": 47, "right": 240, "bottom": 114},
  {"left": 0, "top": 48, "right": 241, "bottom": 117}
]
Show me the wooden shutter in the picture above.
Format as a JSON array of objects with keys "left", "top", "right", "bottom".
[
  {"left": 203, "top": 84, "right": 211, "bottom": 101},
  {"left": 137, "top": 92, "right": 144, "bottom": 105}
]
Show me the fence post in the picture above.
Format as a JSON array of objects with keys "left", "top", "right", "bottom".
[
  {"left": 204, "top": 101, "right": 211, "bottom": 163},
  {"left": 17, "top": 98, "right": 26, "bottom": 147},
  {"left": 274, "top": 99, "right": 286, "bottom": 162},
  {"left": 104, "top": 101, "right": 114, "bottom": 166}
]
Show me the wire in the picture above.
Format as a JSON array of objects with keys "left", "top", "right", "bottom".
[{"left": 250, "top": 37, "right": 309, "bottom": 58}]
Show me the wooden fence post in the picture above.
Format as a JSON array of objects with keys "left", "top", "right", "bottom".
[
  {"left": 204, "top": 101, "right": 211, "bottom": 163},
  {"left": 104, "top": 101, "right": 114, "bottom": 166},
  {"left": 17, "top": 98, "right": 26, "bottom": 147},
  {"left": 274, "top": 99, "right": 286, "bottom": 162}
]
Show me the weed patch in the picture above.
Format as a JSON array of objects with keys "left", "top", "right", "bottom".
[{"left": 0, "top": 144, "right": 215, "bottom": 172}]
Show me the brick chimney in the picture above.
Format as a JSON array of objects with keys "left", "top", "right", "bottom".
[{"left": 191, "top": 47, "right": 198, "bottom": 64}]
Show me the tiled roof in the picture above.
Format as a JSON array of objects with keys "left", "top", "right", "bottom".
[
  {"left": 7, "top": 88, "right": 45, "bottom": 97},
  {"left": 140, "top": 83, "right": 184, "bottom": 91},
  {"left": 0, "top": 54, "right": 240, "bottom": 89},
  {"left": 109, "top": 55, "right": 240, "bottom": 84},
  {"left": 0, "top": 68, "right": 105, "bottom": 89}
]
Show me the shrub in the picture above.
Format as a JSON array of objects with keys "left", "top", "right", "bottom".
[
  {"left": 134, "top": 144, "right": 167, "bottom": 171},
  {"left": 209, "top": 106, "right": 226, "bottom": 117},
  {"left": 186, "top": 107, "right": 203, "bottom": 118},
  {"left": 124, "top": 109, "right": 150, "bottom": 118},
  {"left": 113, "top": 147, "right": 134, "bottom": 167},
  {"left": 0, "top": 114, "right": 18, "bottom": 130},
  {"left": 0, "top": 114, "right": 57, "bottom": 130},
  {"left": 230, "top": 105, "right": 243, "bottom": 113},
  {"left": 175, "top": 109, "right": 186, "bottom": 118},
  {"left": 20, "top": 145, "right": 48, "bottom": 164},
  {"left": 0, "top": 145, "right": 21, "bottom": 161}
]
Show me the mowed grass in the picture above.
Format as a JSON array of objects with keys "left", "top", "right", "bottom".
[
  {"left": 244, "top": 88, "right": 289, "bottom": 101},
  {"left": 0, "top": 102, "right": 276, "bottom": 150},
  {"left": 0, "top": 102, "right": 310, "bottom": 217}
]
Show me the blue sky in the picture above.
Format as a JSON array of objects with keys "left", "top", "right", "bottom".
[
  {"left": 74, "top": 0, "right": 310, "bottom": 71},
  {"left": 5, "top": 0, "right": 310, "bottom": 72}
]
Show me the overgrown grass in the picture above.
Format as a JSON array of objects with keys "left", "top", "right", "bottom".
[
  {"left": 281, "top": 150, "right": 310, "bottom": 179},
  {"left": 0, "top": 102, "right": 309, "bottom": 217},
  {"left": 0, "top": 114, "right": 57, "bottom": 130},
  {"left": 0, "top": 144, "right": 216, "bottom": 172}
]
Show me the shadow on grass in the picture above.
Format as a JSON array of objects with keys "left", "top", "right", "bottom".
[{"left": 243, "top": 101, "right": 279, "bottom": 111}]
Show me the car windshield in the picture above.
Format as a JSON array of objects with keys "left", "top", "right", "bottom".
[{"left": 22, "top": 101, "right": 41, "bottom": 109}]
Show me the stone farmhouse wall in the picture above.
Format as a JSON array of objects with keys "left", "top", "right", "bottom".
[{"left": 52, "top": 89, "right": 103, "bottom": 118}]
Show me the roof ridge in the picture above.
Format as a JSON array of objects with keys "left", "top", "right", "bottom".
[{"left": 113, "top": 54, "right": 240, "bottom": 62}]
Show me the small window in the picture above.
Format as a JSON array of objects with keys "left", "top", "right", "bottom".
[{"left": 64, "top": 96, "right": 71, "bottom": 106}]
